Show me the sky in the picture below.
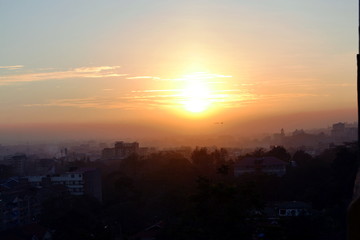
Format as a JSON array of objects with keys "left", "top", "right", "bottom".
[{"left": 0, "top": 0, "right": 358, "bottom": 142}]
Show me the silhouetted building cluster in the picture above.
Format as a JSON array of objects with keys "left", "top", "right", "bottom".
[
  {"left": 3, "top": 155, "right": 26, "bottom": 176},
  {"left": 101, "top": 141, "right": 139, "bottom": 160},
  {"left": 0, "top": 177, "right": 67, "bottom": 232},
  {"left": 264, "top": 122, "right": 358, "bottom": 155},
  {"left": 0, "top": 155, "right": 56, "bottom": 177},
  {"left": 25, "top": 168, "right": 102, "bottom": 202},
  {"left": 0, "top": 178, "right": 41, "bottom": 231},
  {"left": 331, "top": 122, "right": 357, "bottom": 142},
  {"left": 0, "top": 167, "right": 102, "bottom": 233}
]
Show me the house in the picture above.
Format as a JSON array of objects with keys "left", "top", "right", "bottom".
[
  {"left": 234, "top": 157, "right": 288, "bottom": 177},
  {"left": 129, "top": 221, "right": 164, "bottom": 240}
]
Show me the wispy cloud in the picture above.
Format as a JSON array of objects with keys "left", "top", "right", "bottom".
[
  {"left": 126, "top": 72, "right": 232, "bottom": 82},
  {"left": 180, "top": 72, "right": 232, "bottom": 80},
  {"left": 74, "top": 66, "right": 120, "bottom": 73},
  {"left": 0, "top": 65, "right": 24, "bottom": 70},
  {"left": 24, "top": 87, "right": 320, "bottom": 111},
  {"left": 22, "top": 71, "right": 321, "bottom": 111},
  {"left": 126, "top": 76, "right": 160, "bottom": 80},
  {"left": 131, "top": 89, "right": 180, "bottom": 93},
  {"left": 24, "top": 87, "right": 259, "bottom": 110},
  {"left": 0, "top": 66, "right": 126, "bottom": 85},
  {"left": 25, "top": 97, "right": 135, "bottom": 110},
  {"left": 24, "top": 95, "right": 177, "bottom": 110},
  {"left": 161, "top": 73, "right": 233, "bottom": 82}
]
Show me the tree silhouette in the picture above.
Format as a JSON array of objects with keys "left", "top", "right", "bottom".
[
  {"left": 267, "top": 146, "right": 291, "bottom": 162},
  {"left": 191, "top": 147, "right": 214, "bottom": 174}
]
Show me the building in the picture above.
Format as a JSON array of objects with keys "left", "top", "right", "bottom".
[
  {"left": 3, "top": 155, "right": 27, "bottom": 176},
  {"left": 0, "top": 178, "right": 41, "bottom": 231},
  {"left": 264, "top": 201, "right": 312, "bottom": 219},
  {"left": 331, "top": 122, "right": 357, "bottom": 143},
  {"left": 25, "top": 168, "right": 102, "bottom": 202},
  {"left": 101, "top": 141, "right": 139, "bottom": 160},
  {"left": 234, "top": 157, "right": 288, "bottom": 177},
  {"left": 129, "top": 221, "right": 164, "bottom": 240},
  {"left": 331, "top": 122, "right": 345, "bottom": 136},
  {"left": 0, "top": 176, "right": 69, "bottom": 232},
  {"left": 331, "top": 122, "right": 346, "bottom": 142}
]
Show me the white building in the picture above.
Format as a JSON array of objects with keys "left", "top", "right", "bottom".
[{"left": 25, "top": 168, "right": 102, "bottom": 202}]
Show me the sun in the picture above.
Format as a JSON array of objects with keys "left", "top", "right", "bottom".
[
  {"left": 180, "top": 73, "right": 212, "bottom": 113},
  {"left": 184, "top": 99, "right": 209, "bottom": 113}
]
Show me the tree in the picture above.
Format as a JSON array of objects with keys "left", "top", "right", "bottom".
[
  {"left": 191, "top": 147, "right": 214, "bottom": 174},
  {"left": 267, "top": 146, "right": 291, "bottom": 162},
  {"left": 212, "top": 148, "right": 228, "bottom": 166},
  {"left": 292, "top": 150, "right": 313, "bottom": 167},
  {"left": 40, "top": 195, "right": 110, "bottom": 240},
  {"left": 161, "top": 176, "right": 263, "bottom": 240}
]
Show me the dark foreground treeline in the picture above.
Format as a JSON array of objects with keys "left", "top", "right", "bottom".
[{"left": 40, "top": 144, "right": 358, "bottom": 240}]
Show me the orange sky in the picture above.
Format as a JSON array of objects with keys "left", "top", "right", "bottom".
[{"left": 0, "top": 1, "right": 357, "bottom": 143}]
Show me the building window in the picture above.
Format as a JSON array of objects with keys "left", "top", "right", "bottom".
[{"left": 279, "top": 209, "right": 286, "bottom": 215}]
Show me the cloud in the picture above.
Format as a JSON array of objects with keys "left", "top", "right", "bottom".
[
  {"left": 0, "top": 65, "right": 24, "bottom": 70},
  {"left": 22, "top": 70, "right": 321, "bottom": 111},
  {"left": 181, "top": 72, "right": 232, "bottom": 79},
  {"left": 21, "top": 66, "right": 324, "bottom": 111},
  {"left": 24, "top": 95, "right": 178, "bottom": 110},
  {"left": 131, "top": 89, "right": 180, "bottom": 93},
  {"left": 0, "top": 66, "right": 126, "bottom": 85},
  {"left": 126, "top": 72, "right": 233, "bottom": 82},
  {"left": 74, "top": 66, "right": 120, "bottom": 73},
  {"left": 24, "top": 87, "right": 259, "bottom": 110},
  {"left": 25, "top": 97, "right": 135, "bottom": 110},
  {"left": 24, "top": 85, "right": 320, "bottom": 111},
  {"left": 126, "top": 76, "right": 160, "bottom": 80}
]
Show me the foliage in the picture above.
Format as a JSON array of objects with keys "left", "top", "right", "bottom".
[
  {"left": 40, "top": 195, "right": 110, "bottom": 240},
  {"left": 160, "top": 176, "right": 262, "bottom": 240},
  {"left": 52, "top": 143, "right": 358, "bottom": 239}
]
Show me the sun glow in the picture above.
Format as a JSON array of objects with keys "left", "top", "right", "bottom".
[{"left": 180, "top": 73, "right": 213, "bottom": 113}]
